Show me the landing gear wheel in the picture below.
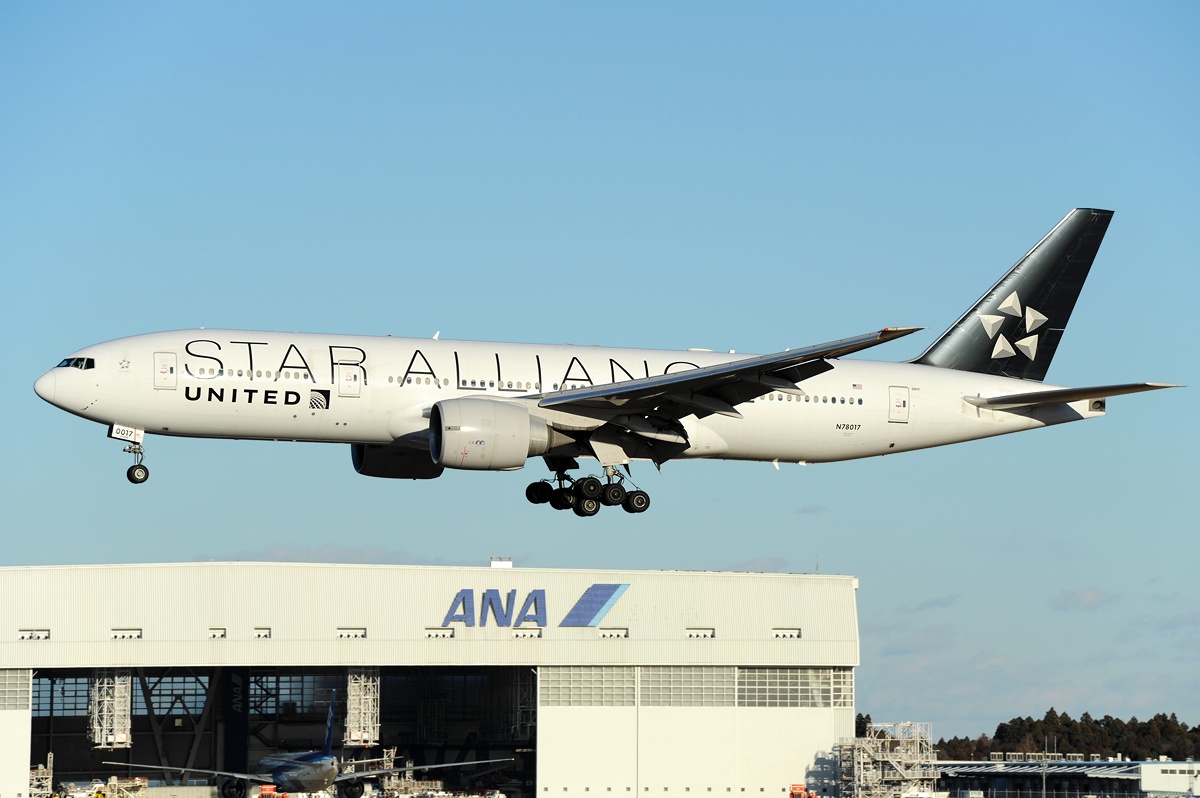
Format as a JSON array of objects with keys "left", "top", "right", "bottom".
[
  {"left": 573, "top": 497, "right": 601, "bottom": 517},
  {"left": 623, "top": 490, "right": 650, "bottom": 513},
  {"left": 127, "top": 464, "right": 149, "bottom": 484},
  {"left": 339, "top": 780, "right": 365, "bottom": 798},
  {"left": 600, "top": 482, "right": 626, "bottom": 506},
  {"left": 574, "top": 476, "right": 603, "bottom": 500},
  {"left": 549, "top": 487, "right": 577, "bottom": 511},
  {"left": 525, "top": 481, "right": 553, "bottom": 504}
]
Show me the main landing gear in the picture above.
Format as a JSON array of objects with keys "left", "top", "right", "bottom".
[
  {"left": 124, "top": 444, "right": 149, "bottom": 484},
  {"left": 526, "top": 465, "right": 649, "bottom": 517}
]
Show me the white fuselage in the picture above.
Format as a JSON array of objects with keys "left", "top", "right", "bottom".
[{"left": 35, "top": 329, "right": 1102, "bottom": 467}]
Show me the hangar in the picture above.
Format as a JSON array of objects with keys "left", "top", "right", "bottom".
[{"left": 0, "top": 562, "right": 859, "bottom": 798}]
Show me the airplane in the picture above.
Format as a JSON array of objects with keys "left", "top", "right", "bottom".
[
  {"left": 103, "top": 693, "right": 511, "bottom": 798},
  {"left": 35, "top": 208, "right": 1177, "bottom": 516}
]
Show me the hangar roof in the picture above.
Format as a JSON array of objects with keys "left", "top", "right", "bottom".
[{"left": 0, "top": 562, "right": 859, "bottom": 669}]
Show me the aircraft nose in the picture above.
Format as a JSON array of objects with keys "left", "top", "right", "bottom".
[{"left": 34, "top": 371, "right": 56, "bottom": 404}]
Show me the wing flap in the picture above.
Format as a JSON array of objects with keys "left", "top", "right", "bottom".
[{"left": 963, "top": 382, "right": 1180, "bottom": 410}]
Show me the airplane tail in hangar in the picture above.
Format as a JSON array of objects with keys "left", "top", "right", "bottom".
[
  {"left": 914, "top": 208, "right": 1114, "bottom": 382},
  {"left": 323, "top": 689, "right": 336, "bottom": 756}
]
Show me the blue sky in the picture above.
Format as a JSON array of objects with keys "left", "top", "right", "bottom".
[{"left": 2, "top": 3, "right": 1197, "bottom": 739}]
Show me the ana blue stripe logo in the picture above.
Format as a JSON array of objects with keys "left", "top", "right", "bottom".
[{"left": 559, "top": 583, "right": 629, "bottom": 627}]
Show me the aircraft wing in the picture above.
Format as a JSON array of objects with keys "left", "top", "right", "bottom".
[
  {"left": 334, "top": 758, "right": 514, "bottom": 783},
  {"left": 102, "top": 762, "right": 270, "bottom": 783},
  {"left": 963, "top": 382, "right": 1180, "bottom": 410},
  {"left": 538, "top": 327, "right": 921, "bottom": 419}
]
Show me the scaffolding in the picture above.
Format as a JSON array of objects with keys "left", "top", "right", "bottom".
[
  {"left": 29, "top": 753, "right": 53, "bottom": 798},
  {"left": 512, "top": 668, "right": 535, "bottom": 741},
  {"left": 89, "top": 670, "right": 133, "bottom": 749},
  {"left": 344, "top": 666, "right": 381, "bottom": 747},
  {"left": 837, "top": 722, "right": 939, "bottom": 798}
]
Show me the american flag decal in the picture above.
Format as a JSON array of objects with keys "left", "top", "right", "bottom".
[{"left": 852, "top": 383, "right": 863, "bottom": 390}]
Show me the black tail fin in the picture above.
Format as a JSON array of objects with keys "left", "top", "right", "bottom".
[
  {"left": 323, "top": 689, "right": 336, "bottom": 757},
  {"left": 914, "top": 208, "right": 1114, "bottom": 381}
]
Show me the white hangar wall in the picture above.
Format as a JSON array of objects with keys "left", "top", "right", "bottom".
[
  {"left": 0, "top": 563, "right": 859, "bottom": 795},
  {"left": 0, "top": 670, "right": 32, "bottom": 798}
]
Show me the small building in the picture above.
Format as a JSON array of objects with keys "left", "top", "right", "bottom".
[{"left": 937, "top": 759, "right": 1200, "bottom": 798}]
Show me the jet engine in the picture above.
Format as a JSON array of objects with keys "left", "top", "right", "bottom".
[
  {"left": 429, "top": 398, "right": 550, "bottom": 470},
  {"left": 338, "top": 780, "right": 365, "bottom": 798},
  {"left": 218, "top": 779, "right": 248, "bottom": 798},
  {"left": 351, "top": 443, "right": 444, "bottom": 479}
]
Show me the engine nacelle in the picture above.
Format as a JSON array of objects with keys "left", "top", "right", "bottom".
[
  {"left": 351, "top": 443, "right": 444, "bottom": 480},
  {"left": 218, "top": 779, "right": 247, "bottom": 798},
  {"left": 429, "top": 398, "right": 549, "bottom": 470}
]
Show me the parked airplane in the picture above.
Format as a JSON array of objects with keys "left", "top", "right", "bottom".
[
  {"left": 36, "top": 209, "right": 1176, "bottom": 515},
  {"left": 104, "top": 694, "right": 510, "bottom": 798}
]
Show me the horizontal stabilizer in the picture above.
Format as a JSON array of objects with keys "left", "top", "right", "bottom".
[{"left": 963, "top": 382, "right": 1180, "bottom": 410}]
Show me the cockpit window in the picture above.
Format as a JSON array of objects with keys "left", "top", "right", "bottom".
[{"left": 56, "top": 357, "right": 94, "bottom": 370}]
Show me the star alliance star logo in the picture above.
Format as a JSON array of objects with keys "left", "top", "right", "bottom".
[
  {"left": 978, "top": 291, "right": 1046, "bottom": 361},
  {"left": 119, "top": 359, "right": 130, "bottom": 370}
]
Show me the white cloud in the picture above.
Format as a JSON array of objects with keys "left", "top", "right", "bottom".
[{"left": 1051, "top": 588, "right": 1119, "bottom": 611}]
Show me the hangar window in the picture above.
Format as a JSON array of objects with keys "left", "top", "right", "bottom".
[
  {"left": 18, "top": 629, "right": 50, "bottom": 641},
  {"left": 337, "top": 627, "right": 367, "bottom": 639},
  {"left": 111, "top": 628, "right": 143, "bottom": 640},
  {"left": 540, "top": 666, "right": 635, "bottom": 706},
  {"left": 640, "top": 666, "right": 735, "bottom": 707},
  {"left": 32, "top": 676, "right": 88, "bottom": 716},
  {"left": 736, "top": 667, "right": 853, "bottom": 708},
  {"left": 0, "top": 670, "right": 31, "bottom": 710},
  {"left": 250, "top": 671, "right": 340, "bottom": 718},
  {"left": 208, "top": 627, "right": 227, "bottom": 639},
  {"left": 254, "top": 627, "right": 272, "bottom": 639},
  {"left": 134, "top": 675, "right": 210, "bottom": 716}
]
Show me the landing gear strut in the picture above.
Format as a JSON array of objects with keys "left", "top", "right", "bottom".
[
  {"left": 124, "top": 444, "right": 149, "bottom": 484},
  {"left": 525, "top": 463, "right": 649, "bottom": 516}
]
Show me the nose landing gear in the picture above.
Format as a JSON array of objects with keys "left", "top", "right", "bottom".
[{"left": 124, "top": 444, "right": 149, "bottom": 484}]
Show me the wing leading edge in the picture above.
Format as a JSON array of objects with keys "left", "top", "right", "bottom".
[
  {"left": 538, "top": 327, "right": 921, "bottom": 419},
  {"left": 101, "top": 762, "right": 269, "bottom": 783}
]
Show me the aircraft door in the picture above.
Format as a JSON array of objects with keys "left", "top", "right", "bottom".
[
  {"left": 337, "top": 363, "right": 362, "bottom": 397},
  {"left": 888, "top": 386, "right": 910, "bottom": 423},
  {"left": 154, "top": 352, "right": 177, "bottom": 389}
]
